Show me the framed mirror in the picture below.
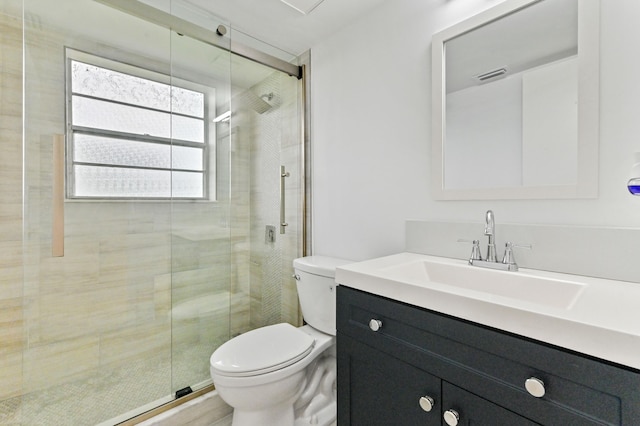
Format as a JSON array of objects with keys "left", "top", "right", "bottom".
[{"left": 431, "top": 0, "right": 600, "bottom": 200}]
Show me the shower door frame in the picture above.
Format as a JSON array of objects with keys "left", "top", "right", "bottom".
[{"left": 94, "top": 0, "right": 302, "bottom": 80}]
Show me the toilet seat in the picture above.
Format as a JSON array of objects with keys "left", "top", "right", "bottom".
[{"left": 211, "top": 323, "right": 315, "bottom": 377}]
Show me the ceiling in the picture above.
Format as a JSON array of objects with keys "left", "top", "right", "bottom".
[
  {"left": 180, "top": 0, "right": 388, "bottom": 56},
  {"left": 19, "top": 0, "right": 386, "bottom": 89},
  {"left": 445, "top": 0, "right": 578, "bottom": 93}
]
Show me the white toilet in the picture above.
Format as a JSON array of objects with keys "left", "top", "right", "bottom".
[{"left": 210, "top": 256, "right": 351, "bottom": 426}]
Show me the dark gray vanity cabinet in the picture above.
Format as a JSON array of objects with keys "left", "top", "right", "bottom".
[
  {"left": 336, "top": 286, "right": 640, "bottom": 426},
  {"left": 339, "top": 333, "right": 536, "bottom": 426},
  {"left": 338, "top": 333, "right": 442, "bottom": 425}
]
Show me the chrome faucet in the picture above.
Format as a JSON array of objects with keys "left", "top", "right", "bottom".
[
  {"left": 484, "top": 210, "right": 497, "bottom": 262},
  {"left": 459, "top": 210, "right": 532, "bottom": 272}
]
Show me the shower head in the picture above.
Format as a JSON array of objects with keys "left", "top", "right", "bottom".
[{"left": 235, "top": 90, "right": 273, "bottom": 114}]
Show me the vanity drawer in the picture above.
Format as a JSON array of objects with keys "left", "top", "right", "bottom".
[{"left": 337, "top": 285, "right": 640, "bottom": 425}]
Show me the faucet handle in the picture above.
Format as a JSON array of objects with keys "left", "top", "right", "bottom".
[
  {"left": 502, "top": 242, "right": 532, "bottom": 266},
  {"left": 458, "top": 239, "right": 483, "bottom": 263}
]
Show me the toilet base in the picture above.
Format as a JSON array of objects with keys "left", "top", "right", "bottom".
[
  {"left": 294, "top": 354, "right": 336, "bottom": 426},
  {"left": 231, "top": 400, "right": 295, "bottom": 426},
  {"left": 230, "top": 387, "right": 336, "bottom": 426},
  {"left": 294, "top": 400, "right": 336, "bottom": 426}
]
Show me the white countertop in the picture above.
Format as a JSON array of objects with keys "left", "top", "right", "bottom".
[{"left": 335, "top": 252, "right": 640, "bottom": 370}]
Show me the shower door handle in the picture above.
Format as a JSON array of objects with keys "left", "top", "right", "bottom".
[{"left": 280, "top": 165, "right": 290, "bottom": 234}]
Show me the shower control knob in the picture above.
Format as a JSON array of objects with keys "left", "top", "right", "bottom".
[
  {"left": 443, "top": 409, "right": 460, "bottom": 426},
  {"left": 369, "top": 319, "right": 383, "bottom": 332},
  {"left": 525, "top": 377, "right": 546, "bottom": 398},
  {"left": 419, "top": 395, "right": 435, "bottom": 412}
]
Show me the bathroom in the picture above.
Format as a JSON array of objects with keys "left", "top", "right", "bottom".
[{"left": 1, "top": 0, "right": 640, "bottom": 425}]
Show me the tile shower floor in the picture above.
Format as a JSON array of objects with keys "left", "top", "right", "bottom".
[{"left": 0, "top": 342, "right": 214, "bottom": 426}]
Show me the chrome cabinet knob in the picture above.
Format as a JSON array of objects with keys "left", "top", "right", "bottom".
[
  {"left": 368, "top": 319, "right": 383, "bottom": 332},
  {"left": 443, "top": 409, "right": 460, "bottom": 426},
  {"left": 418, "top": 395, "right": 435, "bottom": 412},
  {"left": 525, "top": 377, "right": 546, "bottom": 398}
]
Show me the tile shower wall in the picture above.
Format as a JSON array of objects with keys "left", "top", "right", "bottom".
[
  {"left": 251, "top": 71, "right": 302, "bottom": 328},
  {"left": 231, "top": 70, "right": 303, "bottom": 335},
  {"left": 0, "top": 9, "right": 24, "bottom": 418}
]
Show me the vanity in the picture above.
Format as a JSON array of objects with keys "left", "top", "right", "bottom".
[{"left": 335, "top": 253, "right": 640, "bottom": 425}]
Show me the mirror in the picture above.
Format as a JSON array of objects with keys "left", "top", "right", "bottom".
[{"left": 431, "top": 0, "right": 600, "bottom": 200}]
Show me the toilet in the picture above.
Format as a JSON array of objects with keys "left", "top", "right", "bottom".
[{"left": 210, "top": 256, "right": 351, "bottom": 426}]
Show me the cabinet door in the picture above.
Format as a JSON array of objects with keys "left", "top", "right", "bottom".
[
  {"left": 442, "top": 382, "right": 540, "bottom": 426},
  {"left": 337, "top": 333, "right": 441, "bottom": 426}
]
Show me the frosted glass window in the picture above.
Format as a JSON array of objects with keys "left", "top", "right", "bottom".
[
  {"left": 72, "top": 95, "right": 173, "bottom": 140},
  {"left": 67, "top": 52, "right": 210, "bottom": 199},
  {"left": 74, "top": 165, "right": 172, "bottom": 198},
  {"left": 171, "top": 87, "right": 204, "bottom": 118},
  {"left": 172, "top": 172, "right": 205, "bottom": 198},
  {"left": 74, "top": 135, "right": 172, "bottom": 169},
  {"left": 71, "top": 61, "right": 204, "bottom": 118},
  {"left": 172, "top": 146, "right": 203, "bottom": 171},
  {"left": 74, "top": 166, "right": 204, "bottom": 198},
  {"left": 73, "top": 96, "right": 205, "bottom": 143},
  {"left": 74, "top": 135, "right": 203, "bottom": 172},
  {"left": 171, "top": 114, "right": 205, "bottom": 143}
]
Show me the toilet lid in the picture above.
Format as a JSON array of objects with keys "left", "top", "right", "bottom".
[{"left": 210, "top": 323, "right": 315, "bottom": 377}]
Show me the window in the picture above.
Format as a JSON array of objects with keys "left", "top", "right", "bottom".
[{"left": 66, "top": 49, "right": 211, "bottom": 200}]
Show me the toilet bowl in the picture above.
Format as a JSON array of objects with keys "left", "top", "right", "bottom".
[{"left": 210, "top": 256, "right": 351, "bottom": 426}]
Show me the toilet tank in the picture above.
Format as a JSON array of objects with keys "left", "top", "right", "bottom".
[{"left": 293, "top": 256, "right": 352, "bottom": 336}]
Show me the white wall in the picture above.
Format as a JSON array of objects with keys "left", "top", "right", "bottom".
[{"left": 311, "top": 0, "right": 640, "bottom": 261}]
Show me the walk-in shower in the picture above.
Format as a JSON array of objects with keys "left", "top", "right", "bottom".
[{"left": 0, "top": 0, "right": 306, "bottom": 424}]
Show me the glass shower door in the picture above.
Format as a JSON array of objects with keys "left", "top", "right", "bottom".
[
  {"left": 169, "top": 30, "right": 306, "bottom": 394},
  {"left": 19, "top": 0, "right": 233, "bottom": 424},
  {"left": 168, "top": 28, "right": 233, "bottom": 394}
]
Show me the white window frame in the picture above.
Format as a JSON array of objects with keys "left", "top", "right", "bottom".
[{"left": 65, "top": 48, "right": 216, "bottom": 201}]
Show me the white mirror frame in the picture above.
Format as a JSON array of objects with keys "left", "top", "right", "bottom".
[{"left": 431, "top": 0, "right": 600, "bottom": 200}]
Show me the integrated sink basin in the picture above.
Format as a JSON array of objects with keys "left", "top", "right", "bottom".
[
  {"left": 371, "top": 256, "right": 585, "bottom": 309},
  {"left": 335, "top": 252, "right": 640, "bottom": 371}
]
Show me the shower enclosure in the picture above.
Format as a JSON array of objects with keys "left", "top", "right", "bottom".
[{"left": 0, "top": 0, "right": 306, "bottom": 424}]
